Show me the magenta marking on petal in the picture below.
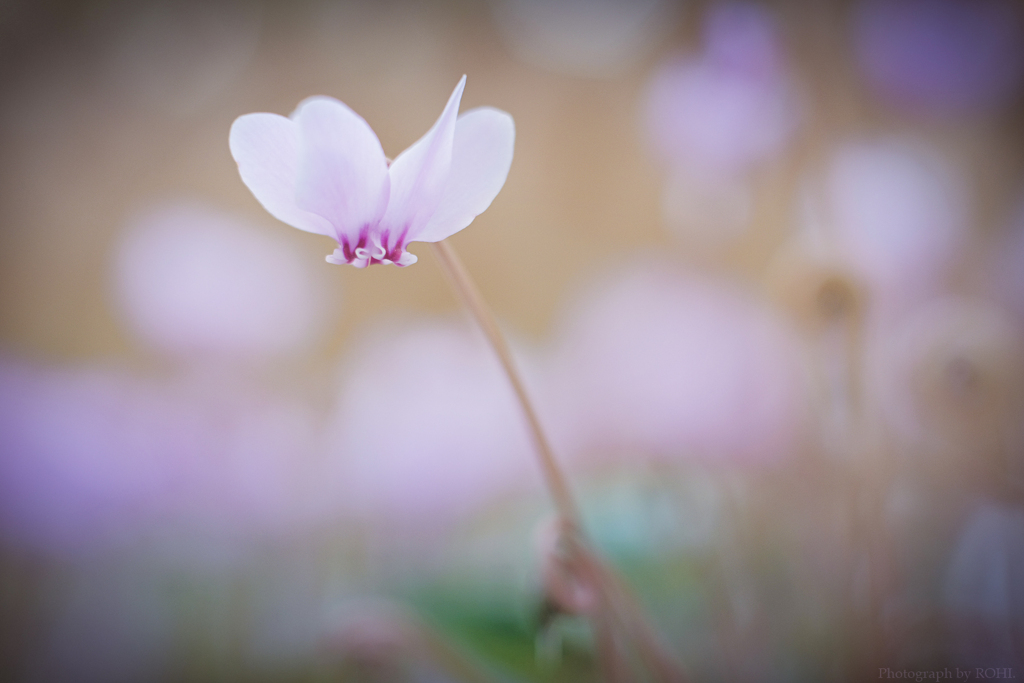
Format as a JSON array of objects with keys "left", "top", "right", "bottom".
[
  {"left": 378, "top": 225, "right": 412, "bottom": 263},
  {"left": 328, "top": 225, "right": 416, "bottom": 267},
  {"left": 342, "top": 239, "right": 352, "bottom": 261}
]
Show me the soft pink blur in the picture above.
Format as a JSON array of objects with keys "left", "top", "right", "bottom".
[
  {"left": 643, "top": 2, "right": 801, "bottom": 244},
  {"left": 326, "top": 317, "right": 542, "bottom": 536},
  {"left": 823, "top": 137, "right": 968, "bottom": 321},
  {"left": 114, "top": 202, "right": 329, "bottom": 360},
  {"left": 551, "top": 260, "right": 808, "bottom": 467},
  {"left": 644, "top": 2, "right": 800, "bottom": 180},
  {"left": 0, "top": 359, "right": 341, "bottom": 558}
]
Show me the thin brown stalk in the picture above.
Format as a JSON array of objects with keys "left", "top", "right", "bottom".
[
  {"left": 431, "top": 240, "right": 581, "bottom": 525},
  {"left": 576, "top": 541, "right": 689, "bottom": 683},
  {"left": 431, "top": 240, "right": 689, "bottom": 683},
  {"left": 594, "top": 612, "right": 626, "bottom": 683}
]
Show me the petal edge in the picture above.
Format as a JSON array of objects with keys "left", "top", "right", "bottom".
[
  {"left": 229, "top": 113, "right": 335, "bottom": 236},
  {"left": 382, "top": 76, "right": 467, "bottom": 241},
  {"left": 414, "top": 106, "right": 515, "bottom": 243}
]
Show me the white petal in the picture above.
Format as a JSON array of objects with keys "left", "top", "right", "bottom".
[
  {"left": 415, "top": 107, "right": 515, "bottom": 243},
  {"left": 394, "top": 251, "right": 418, "bottom": 266},
  {"left": 229, "top": 113, "right": 334, "bottom": 236},
  {"left": 380, "top": 76, "right": 466, "bottom": 241},
  {"left": 292, "top": 96, "right": 390, "bottom": 243}
]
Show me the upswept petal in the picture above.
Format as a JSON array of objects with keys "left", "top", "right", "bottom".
[
  {"left": 229, "top": 113, "right": 334, "bottom": 236},
  {"left": 415, "top": 107, "right": 515, "bottom": 243},
  {"left": 292, "top": 96, "right": 391, "bottom": 243},
  {"left": 380, "top": 75, "right": 466, "bottom": 242}
]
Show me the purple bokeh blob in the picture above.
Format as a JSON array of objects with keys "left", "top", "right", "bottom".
[{"left": 854, "top": 0, "right": 1024, "bottom": 114}]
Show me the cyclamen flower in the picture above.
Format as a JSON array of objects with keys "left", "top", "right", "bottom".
[{"left": 229, "top": 76, "right": 514, "bottom": 267}]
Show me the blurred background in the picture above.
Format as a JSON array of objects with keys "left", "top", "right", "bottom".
[{"left": 1, "top": 0, "right": 1023, "bottom": 680}]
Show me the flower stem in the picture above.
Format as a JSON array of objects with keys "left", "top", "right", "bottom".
[
  {"left": 431, "top": 240, "right": 688, "bottom": 683},
  {"left": 430, "top": 240, "right": 581, "bottom": 526}
]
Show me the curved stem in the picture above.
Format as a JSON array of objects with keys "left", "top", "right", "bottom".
[
  {"left": 577, "top": 542, "right": 688, "bottom": 683},
  {"left": 431, "top": 240, "right": 689, "bottom": 683},
  {"left": 431, "top": 240, "right": 581, "bottom": 526}
]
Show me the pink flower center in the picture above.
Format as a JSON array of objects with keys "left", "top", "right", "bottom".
[{"left": 325, "top": 226, "right": 416, "bottom": 268}]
